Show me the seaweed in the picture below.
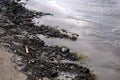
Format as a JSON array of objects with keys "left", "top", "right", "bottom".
[{"left": 0, "top": 0, "right": 96, "bottom": 80}]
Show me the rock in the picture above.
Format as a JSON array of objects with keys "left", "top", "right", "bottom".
[{"left": 61, "top": 47, "right": 69, "bottom": 53}]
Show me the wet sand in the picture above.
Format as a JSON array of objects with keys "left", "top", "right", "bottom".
[
  {"left": 24, "top": 0, "right": 120, "bottom": 80},
  {"left": 0, "top": 0, "right": 120, "bottom": 80},
  {"left": 0, "top": 0, "right": 95, "bottom": 80}
]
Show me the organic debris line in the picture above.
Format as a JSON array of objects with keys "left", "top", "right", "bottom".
[{"left": 0, "top": 0, "right": 96, "bottom": 80}]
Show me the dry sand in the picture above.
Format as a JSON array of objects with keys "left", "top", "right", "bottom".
[{"left": 0, "top": 46, "right": 26, "bottom": 80}]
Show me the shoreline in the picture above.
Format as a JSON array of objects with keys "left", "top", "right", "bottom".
[{"left": 0, "top": 0, "right": 96, "bottom": 80}]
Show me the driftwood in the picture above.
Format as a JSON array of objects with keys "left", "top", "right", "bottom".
[{"left": 25, "top": 45, "right": 29, "bottom": 54}]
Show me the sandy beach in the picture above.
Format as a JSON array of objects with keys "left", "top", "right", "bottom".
[{"left": 0, "top": 46, "right": 26, "bottom": 80}]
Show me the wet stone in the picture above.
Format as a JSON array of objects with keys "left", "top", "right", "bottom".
[{"left": 61, "top": 47, "right": 70, "bottom": 53}]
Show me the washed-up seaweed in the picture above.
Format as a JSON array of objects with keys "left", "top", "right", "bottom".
[{"left": 0, "top": 0, "right": 96, "bottom": 80}]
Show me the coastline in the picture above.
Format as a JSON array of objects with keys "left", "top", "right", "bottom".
[{"left": 0, "top": 0, "right": 96, "bottom": 80}]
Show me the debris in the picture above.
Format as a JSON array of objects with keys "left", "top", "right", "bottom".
[
  {"left": 25, "top": 45, "right": 29, "bottom": 54},
  {"left": 0, "top": 0, "right": 95, "bottom": 80}
]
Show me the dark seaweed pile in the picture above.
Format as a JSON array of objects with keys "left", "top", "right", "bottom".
[
  {"left": 0, "top": 0, "right": 78, "bottom": 41},
  {"left": 0, "top": 0, "right": 96, "bottom": 80}
]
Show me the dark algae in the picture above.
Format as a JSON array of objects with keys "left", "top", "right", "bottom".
[{"left": 0, "top": 0, "right": 96, "bottom": 80}]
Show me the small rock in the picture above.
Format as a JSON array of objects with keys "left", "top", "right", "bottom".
[{"left": 61, "top": 47, "right": 69, "bottom": 53}]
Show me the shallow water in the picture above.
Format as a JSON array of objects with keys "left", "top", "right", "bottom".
[{"left": 24, "top": 0, "right": 120, "bottom": 80}]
